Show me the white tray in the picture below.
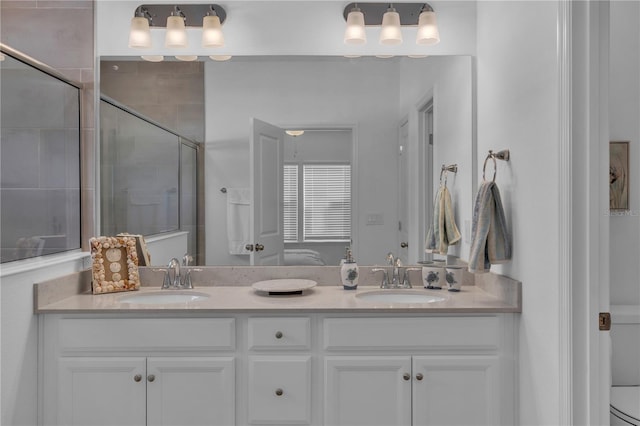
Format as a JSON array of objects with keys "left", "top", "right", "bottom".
[{"left": 251, "top": 279, "right": 317, "bottom": 294}]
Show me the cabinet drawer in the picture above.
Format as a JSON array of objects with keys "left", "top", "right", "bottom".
[
  {"left": 247, "top": 356, "right": 312, "bottom": 424},
  {"left": 324, "top": 316, "right": 500, "bottom": 351},
  {"left": 58, "top": 318, "right": 235, "bottom": 352},
  {"left": 248, "top": 317, "right": 311, "bottom": 351}
]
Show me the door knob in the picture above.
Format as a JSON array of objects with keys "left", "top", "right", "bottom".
[
  {"left": 245, "top": 244, "right": 254, "bottom": 251},
  {"left": 255, "top": 243, "right": 265, "bottom": 252},
  {"left": 275, "top": 388, "right": 284, "bottom": 396},
  {"left": 400, "top": 242, "right": 408, "bottom": 248}
]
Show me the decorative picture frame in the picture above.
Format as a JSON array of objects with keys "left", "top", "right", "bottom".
[
  {"left": 89, "top": 236, "right": 141, "bottom": 294},
  {"left": 610, "top": 141, "right": 629, "bottom": 211}
]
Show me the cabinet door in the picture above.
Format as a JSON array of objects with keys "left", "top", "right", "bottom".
[
  {"left": 412, "top": 356, "right": 500, "bottom": 426},
  {"left": 247, "top": 356, "right": 312, "bottom": 424},
  {"left": 146, "top": 357, "right": 235, "bottom": 426},
  {"left": 324, "top": 356, "right": 412, "bottom": 426},
  {"left": 58, "top": 357, "right": 146, "bottom": 426}
]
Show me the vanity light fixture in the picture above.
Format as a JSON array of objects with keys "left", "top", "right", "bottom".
[
  {"left": 209, "top": 55, "right": 232, "bottom": 61},
  {"left": 165, "top": 7, "right": 188, "bottom": 48},
  {"left": 128, "top": 6, "right": 152, "bottom": 49},
  {"left": 416, "top": 3, "right": 440, "bottom": 46},
  {"left": 342, "top": 2, "right": 440, "bottom": 47},
  {"left": 175, "top": 55, "right": 198, "bottom": 61},
  {"left": 285, "top": 130, "right": 305, "bottom": 137},
  {"left": 379, "top": 5, "right": 402, "bottom": 45},
  {"left": 202, "top": 6, "right": 225, "bottom": 47},
  {"left": 141, "top": 55, "right": 164, "bottom": 62},
  {"left": 344, "top": 5, "right": 366, "bottom": 45},
  {"left": 129, "top": 4, "right": 228, "bottom": 52}
]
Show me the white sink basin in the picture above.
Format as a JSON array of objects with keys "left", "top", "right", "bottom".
[
  {"left": 356, "top": 290, "right": 446, "bottom": 304},
  {"left": 119, "top": 291, "right": 210, "bottom": 305}
]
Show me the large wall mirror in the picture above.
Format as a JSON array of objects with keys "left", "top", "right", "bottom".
[{"left": 99, "top": 54, "right": 474, "bottom": 267}]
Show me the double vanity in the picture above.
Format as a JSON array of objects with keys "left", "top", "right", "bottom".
[{"left": 35, "top": 266, "right": 520, "bottom": 426}]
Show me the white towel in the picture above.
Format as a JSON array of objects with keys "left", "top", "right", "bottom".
[{"left": 226, "top": 188, "right": 251, "bottom": 255}]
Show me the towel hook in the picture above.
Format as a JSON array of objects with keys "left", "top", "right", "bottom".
[
  {"left": 439, "top": 164, "right": 458, "bottom": 186},
  {"left": 482, "top": 149, "right": 510, "bottom": 182}
]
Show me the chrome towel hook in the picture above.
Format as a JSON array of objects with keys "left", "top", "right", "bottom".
[{"left": 439, "top": 164, "right": 458, "bottom": 186}]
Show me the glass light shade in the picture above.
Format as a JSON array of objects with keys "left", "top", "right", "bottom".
[
  {"left": 128, "top": 16, "right": 151, "bottom": 49},
  {"left": 141, "top": 55, "right": 164, "bottom": 62},
  {"left": 175, "top": 55, "right": 198, "bottom": 61},
  {"left": 407, "top": 54, "right": 428, "bottom": 58},
  {"left": 379, "top": 9, "right": 402, "bottom": 45},
  {"left": 165, "top": 15, "right": 188, "bottom": 48},
  {"left": 375, "top": 54, "right": 394, "bottom": 59},
  {"left": 202, "top": 15, "right": 224, "bottom": 47},
  {"left": 0, "top": 53, "right": 5, "bottom": 61},
  {"left": 344, "top": 9, "right": 366, "bottom": 45},
  {"left": 343, "top": 54, "right": 361, "bottom": 58},
  {"left": 210, "top": 55, "right": 232, "bottom": 61},
  {"left": 285, "top": 130, "right": 305, "bottom": 137},
  {"left": 416, "top": 11, "right": 440, "bottom": 45}
]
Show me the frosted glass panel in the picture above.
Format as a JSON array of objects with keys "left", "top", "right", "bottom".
[
  {"left": 0, "top": 54, "right": 81, "bottom": 263},
  {"left": 100, "top": 101, "right": 179, "bottom": 237}
]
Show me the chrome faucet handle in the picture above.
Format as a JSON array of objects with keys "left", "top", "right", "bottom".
[
  {"left": 371, "top": 268, "right": 390, "bottom": 289},
  {"left": 161, "top": 269, "right": 172, "bottom": 289},
  {"left": 181, "top": 268, "right": 203, "bottom": 289},
  {"left": 401, "top": 267, "right": 422, "bottom": 289},
  {"left": 182, "top": 253, "right": 194, "bottom": 266},
  {"left": 167, "top": 258, "right": 181, "bottom": 288}
]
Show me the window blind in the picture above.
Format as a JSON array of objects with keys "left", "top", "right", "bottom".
[
  {"left": 283, "top": 165, "right": 298, "bottom": 242},
  {"left": 303, "top": 164, "right": 351, "bottom": 241}
]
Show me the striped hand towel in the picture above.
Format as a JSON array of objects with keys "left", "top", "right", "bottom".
[{"left": 468, "top": 181, "right": 511, "bottom": 273}]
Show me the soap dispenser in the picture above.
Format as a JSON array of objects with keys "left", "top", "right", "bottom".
[{"left": 340, "top": 249, "right": 359, "bottom": 290}]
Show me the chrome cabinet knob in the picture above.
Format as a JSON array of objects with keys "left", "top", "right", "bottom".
[
  {"left": 275, "top": 388, "right": 284, "bottom": 396},
  {"left": 400, "top": 242, "right": 408, "bottom": 248},
  {"left": 275, "top": 331, "right": 283, "bottom": 339},
  {"left": 403, "top": 373, "right": 410, "bottom": 381},
  {"left": 133, "top": 374, "right": 142, "bottom": 382},
  {"left": 147, "top": 374, "right": 156, "bottom": 382},
  {"left": 416, "top": 373, "right": 424, "bottom": 381}
]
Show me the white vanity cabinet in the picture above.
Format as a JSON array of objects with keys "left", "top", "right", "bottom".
[
  {"left": 40, "top": 312, "right": 516, "bottom": 426},
  {"left": 58, "top": 356, "right": 235, "bottom": 426},
  {"left": 41, "top": 316, "right": 237, "bottom": 426},
  {"left": 322, "top": 316, "right": 514, "bottom": 426}
]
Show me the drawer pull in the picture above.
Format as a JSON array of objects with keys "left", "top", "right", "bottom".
[
  {"left": 275, "top": 388, "right": 284, "bottom": 396},
  {"left": 416, "top": 373, "right": 424, "bottom": 381},
  {"left": 133, "top": 374, "right": 142, "bottom": 382},
  {"left": 275, "top": 331, "right": 283, "bottom": 339},
  {"left": 147, "top": 374, "right": 156, "bottom": 382},
  {"left": 403, "top": 373, "right": 410, "bottom": 381}
]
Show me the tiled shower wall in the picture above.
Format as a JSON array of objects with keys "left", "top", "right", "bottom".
[
  {"left": 100, "top": 61, "right": 205, "bottom": 143},
  {"left": 1, "top": 0, "right": 96, "bottom": 248}
]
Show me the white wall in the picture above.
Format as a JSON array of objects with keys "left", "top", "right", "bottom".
[
  {"left": 609, "top": 0, "right": 640, "bottom": 306},
  {"left": 477, "top": 1, "right": 561, "bottom": 424},
  {"left": 399, "top": 56, "right": 474, "bottom": 262}
]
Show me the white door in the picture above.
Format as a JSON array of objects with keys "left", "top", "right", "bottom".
[
  {"left": 146, "top": 357, "right": 235, "bottom": 426},
  {"left": 58, "top": 357, "right": 146, "bottom": 426},
  {"left": 412, "top": 356, "right": 500, "bottom": 426},
  {"left": 250, "top": 118, "right": 285, "bottom": 265},
  {"left": 397, "top": 120, "right": 409, "bottom": 259},
  {"left": 324, "top": 356, "right": 412, "bottom": 426}
]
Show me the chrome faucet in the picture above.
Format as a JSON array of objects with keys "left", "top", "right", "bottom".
[
  {"left": 181, "top": 253, "right": 194, "bottom": 289},
  {"left": 387, "top": 252, "right": 402, "bottom": 288},
  {"left": 164, "top": 258, "right": 181, "bottom": 289}
]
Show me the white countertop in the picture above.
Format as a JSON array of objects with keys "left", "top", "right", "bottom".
[{"left": 35, "top": 285, "right": 520, "bottom": 314}]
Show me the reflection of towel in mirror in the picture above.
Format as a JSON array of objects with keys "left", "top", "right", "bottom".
[
  {"left": 425, "top": 185, "right": 461, "bottom": 255},
  {"left": 468, "top": 181, "right": 511, "bottom": 273},
  {"left": 226, "top": 188, "right": 251, "bottom": 255}
]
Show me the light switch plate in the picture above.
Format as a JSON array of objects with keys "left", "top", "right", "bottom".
[{"left": 366, "top": 213, "right": 384, "bottom": 226}]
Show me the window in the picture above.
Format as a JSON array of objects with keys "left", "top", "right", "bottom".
[{"left": 284, "top": 164, "right": 351, "bottom": 242}]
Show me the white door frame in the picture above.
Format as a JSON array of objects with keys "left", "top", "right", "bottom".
[{"left": 561, "top": 1, "right": 611, "bottom": 424}]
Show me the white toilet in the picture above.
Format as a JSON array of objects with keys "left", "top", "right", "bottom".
[{"left": 611, "top": 305, "right": 640, "bottom": 425}]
